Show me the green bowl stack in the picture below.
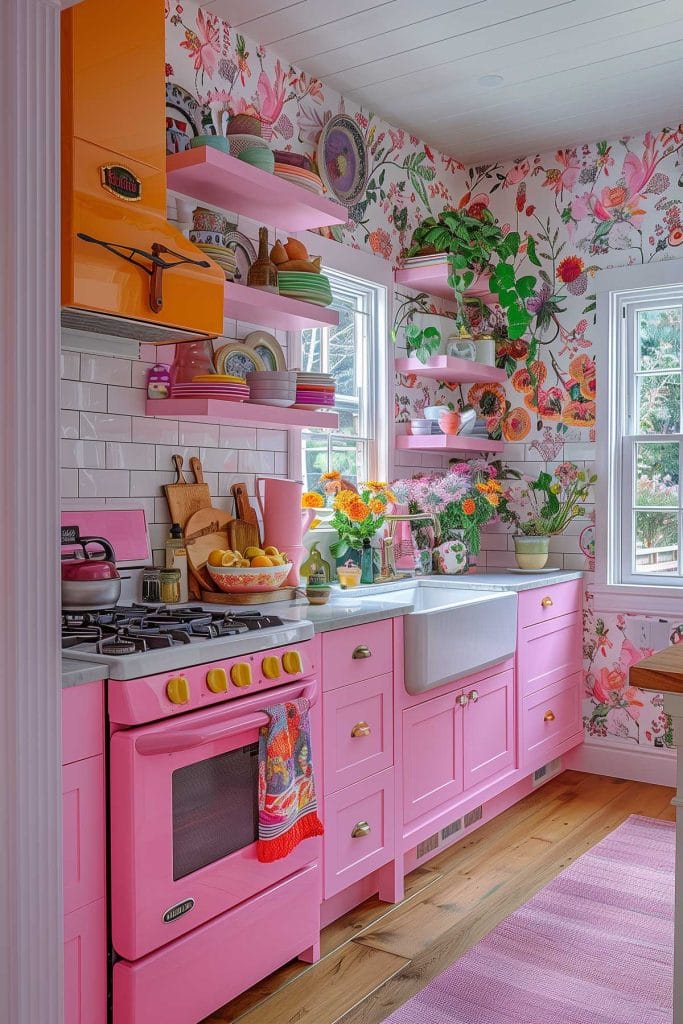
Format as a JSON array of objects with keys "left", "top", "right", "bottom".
[{"left": 278, "top": 271, "right": 333, "bottom": 306}]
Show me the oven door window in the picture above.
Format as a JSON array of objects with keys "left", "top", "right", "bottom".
[{"left": 172, "top": 742, "right": 259, "bottom": 880}]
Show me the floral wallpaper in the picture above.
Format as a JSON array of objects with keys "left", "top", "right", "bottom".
[{"left": 165, "top": 3, "right": 683, "bottom": 759}]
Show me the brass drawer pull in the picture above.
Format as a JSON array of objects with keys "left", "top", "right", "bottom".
[
  {"left": 541, "top": 596, "right": 553, "bottom": 608},
  {"left": 351, "top": 721, "right": 371, "bottom": 738},
  {"left": 352, "top": 644, "right": 372, "bottom": 660},
  {"left": 544, "top": 709, "right": 556, "bottom": 722},
  {"left": 455, "top": 693, "right": 469, "bottom": 707},
  {"left": 351, "top": 821, "right": 371, "bottom": 838},
  {"left": 468, "top": 690, "right": 479, "bottom": 703}
]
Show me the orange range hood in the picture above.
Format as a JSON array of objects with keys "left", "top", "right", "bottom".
[{"left": 61, "top": 0, "right": 224, "bottom": 344}]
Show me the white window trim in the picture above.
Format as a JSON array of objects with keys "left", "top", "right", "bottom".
[
  {"left": 288, "top": 232, "right": 392, "bottom": 484},
  {"left": 595, "top": 258, "right": 683, "bottom": 613}
]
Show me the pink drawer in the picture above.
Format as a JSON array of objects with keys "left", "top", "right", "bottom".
[
  {"left": 323, "top": 673, "right": 393, "bottom": 794},
  {"left": 517, "top": 579, "right": 582, "bottom": 629},
  {"left": 518, "top": 611, "right": 583, "bottom": 696},
  {"left": 522, "top": 672, "right": 583, "bottom": 770},
  {"left": 323, "top": 768, "right": 394, "bottom": 898},
  {"left": 322, "top": 619, "right": 393, "bottom": 691},
  {"left": 63, "top": 756, "right": 106, "bottom": 915},
  {"left": 64, "top": 898, "right": 107, "bottom": 1024},
  {"left": 62, "top": 681, "right": 104, "bottom": 765}
]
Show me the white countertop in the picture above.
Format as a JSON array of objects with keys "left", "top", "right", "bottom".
[
  {"left": 341, "top": 569, "right": 583, "bottom": 596},
  {"left": 62, "top": 657, "right": 109, "bottom": 688}
]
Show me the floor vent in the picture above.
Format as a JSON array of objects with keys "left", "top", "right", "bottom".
[
  {"left": 464, "top": 805, "right": 483, "bottom": 828},
  {"left": 416, "top": 833, "right": 439, "bottom": 859},
  {"left": 532, "top": 757, "right": 562, "bottom": 787},
  {"left": 441, "top": 818, "right": 462, "bottom": 841}
]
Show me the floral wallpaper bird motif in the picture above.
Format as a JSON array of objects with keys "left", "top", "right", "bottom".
[{"left": 166, "top": 1, "right": 683, "bottom": 756}]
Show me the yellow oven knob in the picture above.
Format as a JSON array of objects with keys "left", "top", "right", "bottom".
[
  {"left": 262, "top": 656, "right": 281, "bottom": 680},
  {"left": 230, "top": 662, "right": 252, "bottom": 688},
  {"left": 206, "top": 668, "right": 228, "bottom": 694},
  {"left": 282, "top": 650, "right": 303, "bottom": 675},
  {"left": 166, "top": 676, "right": 190, "bottom": 705}
]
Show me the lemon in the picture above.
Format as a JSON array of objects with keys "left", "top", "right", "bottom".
[
  {"left": 245, "top": 546, "right": 265, "bottom": 559},
  {"left": 208, "top": 549, "right": 225, "bottom": 567},
  {"left": 221, "top": 551, "right": 237, "bottom": 566},
  {"left": 264, "top": 545, "right": 280, "bottom": 557}
]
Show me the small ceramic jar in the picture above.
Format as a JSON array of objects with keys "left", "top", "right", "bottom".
[
  {"left": 438, "top": 409, "right": 461, "bottom": 435},
  {"left": 337, "top": 564, "right": 362, "bottom": 588}
]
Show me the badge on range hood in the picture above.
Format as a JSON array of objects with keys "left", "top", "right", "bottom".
[{"left": 100, "top": 164, "right": 142, "bottom": 202}]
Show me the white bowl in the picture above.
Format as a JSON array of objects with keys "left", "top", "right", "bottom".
[{"left": 423, "top": 406, "right": 446, "bottom": 420}]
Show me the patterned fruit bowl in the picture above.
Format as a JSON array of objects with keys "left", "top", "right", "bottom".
[{"left": 207, "top": 562, "right": 293, "bottom": 593}]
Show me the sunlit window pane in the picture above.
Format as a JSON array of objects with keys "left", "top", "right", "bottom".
[
  {"left": 635, "top": 442, "right": 679, "bottom": 506},
  {"left": 634, "top": 511, "right": 679, "bottom": 575},
  {"left": 637, "top": 374, "right": 680, "bottom": 433},
  {"left": 637, "top": 307, "right": 681, "bottom": 371}
]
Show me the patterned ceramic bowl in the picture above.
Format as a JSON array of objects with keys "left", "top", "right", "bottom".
[
  {"left": 228, "top": 133, "right": 271, "bottom": 155},
  {"left": 207, "top": 561, "right": 292, "bottom": 593},
  {"left": 227, "top": 114, "right": 262, "bottom": 137},
  {"left": 192, "top": 206, "right": 229, "bottom": 234}
]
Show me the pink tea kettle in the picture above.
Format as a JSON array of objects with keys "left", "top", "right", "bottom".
[{"left": 61, "top": 527, "right": 121, "bottom": 610}]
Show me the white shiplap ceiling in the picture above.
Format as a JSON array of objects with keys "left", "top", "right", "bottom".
[{"left": 202, "top": 0, "right": 683, "bottom": 162}]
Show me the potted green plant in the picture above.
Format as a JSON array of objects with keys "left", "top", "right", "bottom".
[
  {"left": 500, "top": 463, "right": 597, "bottom": 569},
  {"left": 403, "top": 208, "right": 540, "bottom": 341}
]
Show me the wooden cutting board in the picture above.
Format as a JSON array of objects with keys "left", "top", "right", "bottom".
[
  {"left": 184, "top": 506, "right": 233, "bottom": 592},
  {"left": 231, "top": 482, "right": 261, "bottom": 545},
  {"left": 228, "top": 518, "right": 260, "bottom": 555},
  {"left": 163, "top": 455, "right": 212, "bottom": 529}
]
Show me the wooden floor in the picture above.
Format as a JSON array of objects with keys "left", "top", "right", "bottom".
[{"left": 204, "top": 771, "right": 675, "bottom": 1024}]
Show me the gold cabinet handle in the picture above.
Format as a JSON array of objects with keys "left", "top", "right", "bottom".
[
  {"left": 541, "top": 596, "right": 553, "bottom": 608},
  {"left": 351, "top": 721, "right": 371, "bottom": 738},
  {"left": 544, "top": 709, "right": 556, "bottom": 722},
  {"left": 351, "top": 821, "right": 371, "bottom": 838},
  {"left": 455, "top": 693, "right": 469, "bottom": 707},
  {"left": 352, "top": 644, "right": 372, "bottom": 660},
  {"left": 468, "top": 689, "right": 479, "bottom": 703}
]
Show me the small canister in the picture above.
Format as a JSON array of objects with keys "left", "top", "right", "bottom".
[
  {"left": 141, "top": 568, "right": 162, "bottom": 604},
  {"left": 159, "top": 568, "right": 181, "bottom": 604}
]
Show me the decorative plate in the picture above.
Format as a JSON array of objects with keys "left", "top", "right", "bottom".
[
  {"left": 244, "top": 331, "right": 286, "bottom": 371},
  {"left": 214, "top": 342, "right": 266, "bottom": 379},
  {"left": 224, "top": 230, "right": 257, "bottom": 285},
  {"left": 165, "top": 82, "right": 206, "bottom": 154},
  {"left": 316, "top": 114, "right": 368, "bottom": 207}
]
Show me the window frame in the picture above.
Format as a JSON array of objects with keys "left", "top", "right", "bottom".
[{"left": 595, "top": 259, "right": 683, "bottom": 612}]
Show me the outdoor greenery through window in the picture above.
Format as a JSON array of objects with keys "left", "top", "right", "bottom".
[
  {"left": 624, "top": 299, "right": 683, "bottom": 582},
  {"left": 300, "top": 270, "right": 382, "bottom": 491}
]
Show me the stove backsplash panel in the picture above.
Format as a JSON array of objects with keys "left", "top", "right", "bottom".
[{"left": 61, "top": 330, "right": 289, "bottom": 565}]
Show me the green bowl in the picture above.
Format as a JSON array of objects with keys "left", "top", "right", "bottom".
[{"left": 237, "top": 148, "right": 275, "bottom": 173}]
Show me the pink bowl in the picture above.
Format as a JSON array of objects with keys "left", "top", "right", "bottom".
[{"left": 207, "top": 561, "right": 292, "bottom": 593}]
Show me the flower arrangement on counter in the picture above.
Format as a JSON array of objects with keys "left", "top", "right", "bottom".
[
  {"left": 392, "top": 460, "right": 509, "bottom": 556},
  {"left": 303, "top": 472, "right": 396, "bottom": 560},
  {"left": 501, "top": 462, "right": 596, "bottom": 537}
]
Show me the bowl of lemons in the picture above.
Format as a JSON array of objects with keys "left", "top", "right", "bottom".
[{"left": 206, "top": 544, "right": 292, "bottom": 593}]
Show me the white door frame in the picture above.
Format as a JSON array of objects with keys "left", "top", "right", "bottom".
[{"left": 1, "top": 1, "right": 79, "bottom": 1020}]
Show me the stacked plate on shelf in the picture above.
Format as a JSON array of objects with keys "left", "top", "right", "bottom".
[
  {"left": 246, "top": 370, "right": 297, "bottom": 408},
  {"left": 273, "top": 162, "right": 325, "bottom": 195},
  {"left": 170, "top": 374, "right": 249, "bottom": 402},
  {"left": 194, "top": 243, "right": 237, "bottom": 280},
  {"left": 294, "top": 371, "right": 336, "bottom": 410},
  {"left": 278, "top": 271, "right": 333, "bottom": 306}
]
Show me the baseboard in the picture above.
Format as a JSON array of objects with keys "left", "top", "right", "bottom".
[{"left": 565, "top": 740, "right": 676, "bottom": 787}]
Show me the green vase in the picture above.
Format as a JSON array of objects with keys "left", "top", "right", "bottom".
[{"left": 513, "top": 535, "right": 550, "bottom": 570}]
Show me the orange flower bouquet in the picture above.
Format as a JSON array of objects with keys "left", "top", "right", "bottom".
[{"left": 327, "top": 480, "right": 396, "bottom": 559}]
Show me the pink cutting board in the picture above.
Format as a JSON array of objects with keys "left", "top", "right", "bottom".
[{"left": 61, "top": 508, "right": 151, "bottom": 565}]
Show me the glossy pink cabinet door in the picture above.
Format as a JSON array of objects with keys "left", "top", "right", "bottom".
[
  {"left": 323, "top": 768, "right": 394, "bottom": 898},
  {"left": 462, "top": 668, "right": 515, "bottom": 791},
  {"left": 62, "top": 755, "right": 106, "bottom": 916},
  {"left": 518, "top": 611, "right": 582, "bottom": 697},
  {"left": 64, "top": 900, "right": 107, "bottom": 1024},
  {"left": 402, "top": 692, "right": 463, "bottom": 825},
  {"left": 323, "top": 673, "right": 393, "bottom": 794}
]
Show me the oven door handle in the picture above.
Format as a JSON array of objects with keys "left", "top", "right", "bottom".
[
  {"left": 134, "top": 678, "right": 319, "bottom": 756},
  {"left": 135, "top": 713, "right": 268, "bottom": 755}
]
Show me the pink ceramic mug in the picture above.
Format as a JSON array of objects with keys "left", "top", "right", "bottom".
[{"left": 438, "top": 410, "right": 461, "bottom": 435}]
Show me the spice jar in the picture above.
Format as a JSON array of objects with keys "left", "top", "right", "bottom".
[
  {"left": 141, "top": 568, "right": 162, "bottom": 604},
  {"left": 159, "top": 568, "right": 181, "bottom": 604}
]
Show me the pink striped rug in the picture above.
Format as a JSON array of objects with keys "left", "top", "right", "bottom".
[{"left": 384, "top": 815, "right": 674, "bottom": 1024}]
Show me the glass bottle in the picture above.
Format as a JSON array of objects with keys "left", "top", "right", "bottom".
[
  {"left": 360, "top": 539, "right": 374, "bottom": 585},
  {"left": 159, "top": 568, "right": 181, "bottom": 604}
]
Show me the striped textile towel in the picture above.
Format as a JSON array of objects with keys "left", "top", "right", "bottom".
[{"left": 257, "top": 698, "right": 324, "bottom": 863}]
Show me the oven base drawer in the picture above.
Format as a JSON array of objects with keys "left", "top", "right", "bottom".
[{"left": 113, "top": 864, "right": 320, "bottom": 1024}]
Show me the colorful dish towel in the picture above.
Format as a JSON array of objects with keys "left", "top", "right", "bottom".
[{"left": 257, "top": 698, "right": 324, "bottom": 863}]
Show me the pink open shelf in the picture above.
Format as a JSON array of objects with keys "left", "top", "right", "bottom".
[
  {"left": 167, "top": 147, "right": 347, "bottom": 232},
  {"left": 396, "top": 434, "right": 504, "bottom": 455},
  {"left": 394, "top": 261, "right": 497, "bottom": 304},
  {"left": 223, "top": 282, "right": 339, "bottom": 331},
  {"left": 145, "top": 399, "right": 339, "bottom": 430},
  {"left": 396, "top": 355, "right": 506, "bottom": 384}
]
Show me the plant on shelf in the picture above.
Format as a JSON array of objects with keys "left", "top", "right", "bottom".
[
  {"left": 322, "top": 474, "right": 396, "bottom": 559},
  {"left": 499, "top": 462, "right": 596, "bottom": 569},
  {"left": 404, "top": 322, "right": 442, "bottom": 363},
  {"left": 403, "top": 207, "right": 540, "bottom": 340}
]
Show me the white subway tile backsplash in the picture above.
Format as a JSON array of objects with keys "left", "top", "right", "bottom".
[
  {"left": 106, "top": 442, "right": 156, "bottom": 470},
  {"left": 80, "top": 354, "right": 131, "bottom": 387},
  {"left": 62, "top": 380, "right": 108, "bottom": 412},
  {"left": 155, "top": 445, "right": 200, "bottom": 471},
  {"left": 154, "top": 496, "right": 172, "bottom": 524},
  {"left": 238, "top": 450, "right": 275, "bottom": 474},
  {"left": 219, "top": 424, "right": 257, "bottom": 449},
  {"left": 61, "top": 410, "right": 80, "bottom": 439},
  {"left": 80, "top": 412, "right": 132, "bottom": 442},
  {"left": 108, "top": 386, "right": 146, "bottom": 415},
  {"left": 256, "top": 429, "right": 288, "bottom": 452},
  {"left": 132, "top": 416, "right": 178, "bottom": 444},
  {"left": 130, "top": 470, "right": 178, "bottom": 497},
  {"left": 274, "top": 452, "right": 288, "bottom": 476},
  {"left": 78, "top": 469, "right": 130, "bottom": 498},
  {"left": 178, "top": 422, "right": 220, "bottom": 447},
  {"left": 61, "top": 439, "right": 106, "bottom": 469},
  {"left": 61, "top": 468, "right": 78, "bottom": 498},
  {"left": 61, "top": 351, "right": 80, "bottom": 381},
  {"left": 131, "top": 361, "right": 157, "bottom": 389},
  {"left": 149, "top": 523, "right": 173, "bottom": 552},
  {"left": 219, "top": 473, "right": 255, "bottom": 499},
  {"left": 199, "top": 447, "right": 239, "bottom": 473}
]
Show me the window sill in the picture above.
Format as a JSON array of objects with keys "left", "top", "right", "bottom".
[{"left": 590, "top": 583, "right": 683, "bottom": 615}]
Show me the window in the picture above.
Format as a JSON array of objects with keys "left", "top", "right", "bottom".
[
  {"left": 299, "top": 269, "right": 385, "bottom": 491},
  {"left": 599, "top": 265, "right": 683, "bottom": 596}
]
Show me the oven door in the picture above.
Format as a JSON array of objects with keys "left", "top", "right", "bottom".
[{"left": 110, "top": 678, "right": 321, "bottom": 961}]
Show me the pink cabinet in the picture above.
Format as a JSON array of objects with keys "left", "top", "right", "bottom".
[
  {"left": 521, "top": 671, "right": 583, "bottom": 771},
  {"left": 517, "top": 611, "right": 582, "bottom": 697},
  {"left": 323, "top": 769, "right": 394, "bottom": 898},
  {"left": 321, "top": 619, "right": 393, "bottom": 691},
  {"left": 62, "top": 680, "right": 107, "bottom": 1024},
  {"left": 323, "top": 673, "right": 393, "bottom": 794},
  {"left": 462, "top": 668, "right": 515, "bottom": 791}
]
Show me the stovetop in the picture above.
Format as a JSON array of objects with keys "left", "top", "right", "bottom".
[{"left": 62, "top": 603, "right": 314, "bottom": 680}]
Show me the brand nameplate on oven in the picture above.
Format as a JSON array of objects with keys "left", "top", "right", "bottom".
[
  {"left": 163, "top": 898, "right": 194, "bottom": 923},
  {"left": 100, "top": 164, "right": 142, "bottom": 202}
]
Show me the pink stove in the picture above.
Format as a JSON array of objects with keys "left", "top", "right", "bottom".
[{"left": 61, "top": 510, "right": 323, "bottom": 1024}]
